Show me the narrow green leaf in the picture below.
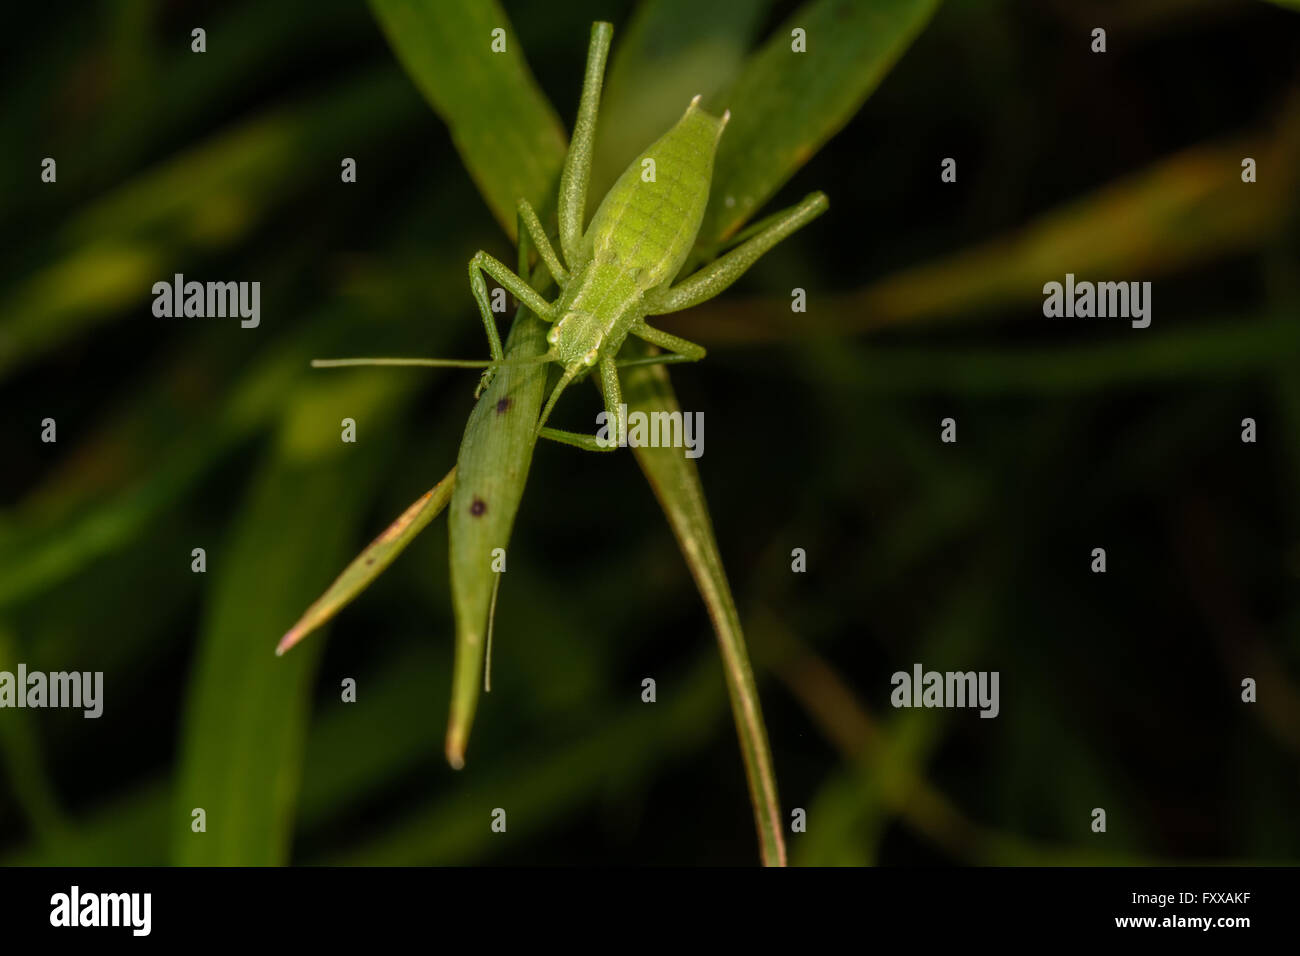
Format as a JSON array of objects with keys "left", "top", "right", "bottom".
[
  {"left": 366, "top": 0, "right": 567, "bottom": 769},
  {"left": 583, "top": 0, "right": 940, "bottom": 865},
  {"left": 445, "top": 310, "right": 550, "bottom": 768},
  {"left": 172, "top": 373, "right": 411, "bottom": 865},
  {"left": 697, "top": 0, "right": 940, "bottom": 248},
  {"left": 368, "top": 0, "right": 568, "bottom": 237},
  {"left": 276, "top": 468, "right": 456, "bottom": 656},
  {"left": 620, "top": 344, "right": 786, "bottom": 867}
]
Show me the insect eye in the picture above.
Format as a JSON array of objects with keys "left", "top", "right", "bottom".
[
  {"left": 546, "top": 327, "right": 560, "bottom": 345},
  {"left": 582, "top": 349, "right": 599, "bottom": 367}
]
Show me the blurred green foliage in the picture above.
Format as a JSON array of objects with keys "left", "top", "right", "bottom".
[{"left": 1, "top": 0, "right": 1298, "bottom": 866}]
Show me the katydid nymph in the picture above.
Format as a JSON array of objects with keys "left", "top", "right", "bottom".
[
  {"left": 291, "top": 21, "right": 826, "bottom": 822},
  {"left": 314, "top": 21, "right": 828, "bottom": 452}
]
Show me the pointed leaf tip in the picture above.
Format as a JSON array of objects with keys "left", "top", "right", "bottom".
[
  {"left": 272, "top": 469, "right": 456, "bottom": 657},
  {"left": 445, "top": 736, "right": 466, "bottom": 770}
]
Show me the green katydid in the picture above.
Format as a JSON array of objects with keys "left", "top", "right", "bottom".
[
  {"left": 288, "top": 20, "right": 827, "bottom": 809},
  {"left": 314, "top": 21, "right": 828, "bottom": 451}
]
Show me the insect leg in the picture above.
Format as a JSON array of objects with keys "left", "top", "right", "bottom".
[
  {"left": 558, "top": 22, "right": 613, "bottom": 267},
  {"left": 536, "top": 366, "right": 579, "bottom": 435},
  {"left": 644, "top": 192, "right": 828, "bottom": 315},
  {"left": 469, "top": 251, "right": 555, "bottom": 397},
  {"left": 615, "top": 353, "right": 702, "bottom": 369},
  {"left": 599, "top": 352, "right": 626, "bottom": 443},
  {"left": 536, "top": 354, "right": 625, "bottom": 453},
  {"left": 517, "top": 199, "right": 569, "bottom": 287},
  {"left": 538, "top": 428, "right": 616, "bottom": 452},
  {"left": 469, "top": 252, "right": 554, "bottom": 332},
  {"left": 626, "top": 321, "right": 707, "bottom": 365}
]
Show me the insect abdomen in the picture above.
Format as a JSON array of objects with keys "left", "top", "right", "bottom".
[{"left": 583, "top": 102, "right": 726, "bottom": 289}]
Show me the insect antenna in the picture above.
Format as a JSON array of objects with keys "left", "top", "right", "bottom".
[{"left": 311, "top": 353, "right": 556, "bottom": 370}]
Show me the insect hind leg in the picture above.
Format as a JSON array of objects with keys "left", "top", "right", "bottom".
[
  {"left": 643, "top": 192, "right": 828, "bottom": 315},
  {"left": 558, "top": 23, "right": 613, "bottom": 267}
]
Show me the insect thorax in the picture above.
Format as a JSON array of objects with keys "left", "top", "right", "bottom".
[{"left": 547, "top": 261, "right": 646, "bottom": 369}]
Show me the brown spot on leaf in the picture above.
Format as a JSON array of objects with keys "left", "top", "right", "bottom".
[
  {"left": 496, "top": 397, "right": 511, "bottom": 415},
  {"left": 470, "top": 497, "right": 487, "bottom": 517}
]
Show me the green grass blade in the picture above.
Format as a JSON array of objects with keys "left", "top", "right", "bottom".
[
  {"left": 697, "top": 0, "right": 940, "bottom": 249},
  {"left": 445, "top": 310, "right": 550, "bottom": 768},
  {"left": 276, "top": 469, "right": 456, "bottom": 656},
  {"left": 588, "top": 0, "right": 943, "bottom": 864},
  {"left": 172, "top": 373, "right": 411, "bottom": 865},
  {"left": 368, "top": 0, "right": 567, "bottom": 237},
  {"left": 619, "top": 345, "right": 786, "bottom": 867},
  {"left": 366, "top": 0, "right": 567, "bottom": 767}
]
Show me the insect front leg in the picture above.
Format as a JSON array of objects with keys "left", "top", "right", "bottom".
[
  {"left": 643, "top": 191, "right": 829, "bottom": 315},
  {"left": 516, "top": 199, "right": 570, "bottom": 287},
  {"left": 468, "top": 251, "right": 555, "bottom": 397},
  {"left": 538, "top": 353, "right": 625, "bottom": 453},
  {"left": 558, "top": 22, "right": 613, "bottom": 267}
]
